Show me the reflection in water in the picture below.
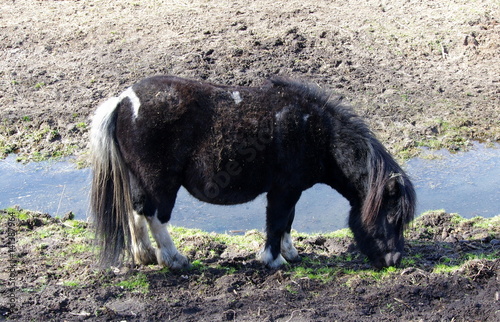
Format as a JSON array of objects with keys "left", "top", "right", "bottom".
[{"left": 0, "top": 142, "right": 498, "bottom": 233}]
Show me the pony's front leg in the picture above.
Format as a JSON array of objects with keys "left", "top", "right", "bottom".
[
  {"left": 281, "top": 233, "right": 299, "bottom": 263},
  {"left": 280, "top": 205, "right": 300, "bottom": 262},
  {"left": 146, "top": 214, "right": 190, "bottom": 269},
  {"left": 258, "top": 189, "right": 301, "bottom": 268}
]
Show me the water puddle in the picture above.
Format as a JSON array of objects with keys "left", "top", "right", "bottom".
[
  {"left": 0, "top": 156, "right": 92, "bottom": 219},
  {"left": 405, "top": 142, "right": 500, "bottom": 218},
  {"left": 0, "top": 142, "right": 498, "bottom": 233}
]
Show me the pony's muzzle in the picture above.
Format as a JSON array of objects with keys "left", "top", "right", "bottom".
[
  {"left": 383, "top": 251, "right": 402, "bottom": 268},
  {"left": 373, "top": 251, "right": 402, "bottom": 269}
]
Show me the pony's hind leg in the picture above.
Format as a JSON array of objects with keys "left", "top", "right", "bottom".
[
  {"left": 129, "top": 211, "right": 157, "bottom": 265},
  {"left": 129, "top": 173, "right": 156, "bottom": 265},
  {"left": 259, "top": 188, "right": 301, "bottom": 268},
  {"left": 146, "top": 214, "right": 190, "bottom": 269},
  {"left": 145, "top": 193, "right": 190, "bottom": 269}
]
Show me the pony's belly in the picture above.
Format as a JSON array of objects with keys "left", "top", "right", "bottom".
[
  {"left": 182, "top": 154, "right": 271, "bottom": 205},
  {"left": 183, "top": 182, "right": 265, "bottom": 206}
]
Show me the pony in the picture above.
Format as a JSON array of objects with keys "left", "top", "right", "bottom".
[{"left": 90, "top": 76, "right": 416, "bottom": 269}]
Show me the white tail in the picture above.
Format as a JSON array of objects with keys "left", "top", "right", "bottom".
[{"left": 90, "top": 96, "right": 133, "bottom": 267}]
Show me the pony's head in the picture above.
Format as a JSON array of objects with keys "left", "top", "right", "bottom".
[{"left": 349, "top": 141, "right": 416, "bottom": 269}]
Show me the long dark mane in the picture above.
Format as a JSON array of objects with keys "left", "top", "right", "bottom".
[{"left": 362, "top": 138, "right": 416, "bottom": 228}]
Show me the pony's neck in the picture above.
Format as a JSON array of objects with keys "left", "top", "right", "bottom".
[
  {"left": 325, "top": 136, "right": 372, "bottom": 206},
  {"left": 322, "top": 107, "right": 395, "bottom": 208}
]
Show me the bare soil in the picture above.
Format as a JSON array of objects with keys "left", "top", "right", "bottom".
[
  {"left": 0, "top": 0, "right": 499, "bottom": 321},
  {"left": 0, "top": 0, "right": 499, "bottom": 162},
  {"left": 1, "top": 209, "right": 499, "bottom": 321}
]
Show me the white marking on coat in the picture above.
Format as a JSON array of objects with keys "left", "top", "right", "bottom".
[
  {"left": 119, "top": 87, "right": 141, "bottom": 119},
  {"left": 302, "top": 114, "right": 310, "bottom": 122},
  {"left": 275, "top": 109, "right": 286, "bottom": 122},
  {"left": 231, "top": 91, "right": 242, "bottom": 105}
]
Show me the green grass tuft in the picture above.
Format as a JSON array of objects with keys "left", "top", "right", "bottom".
[{"left": 115, "top": 273, "right": 149, "bottom": 294}]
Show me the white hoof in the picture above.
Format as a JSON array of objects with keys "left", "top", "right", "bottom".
[
  {"left": 281, "top": 233, "right": 299, "bottom": 262},
  {"left": 156, "top": 249, "right": 191, "bottom": 269},
  {"left": 132, "top": 245, "right": 157, "bottom": 265},
  {"left": 258, "top": 247, "right": 288, "bottom": 268}
]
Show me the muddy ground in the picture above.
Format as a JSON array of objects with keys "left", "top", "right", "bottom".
[
  {"left": 0, "top": 0, "right": 499, "bottom": 321},
  {"left": 0, "top": 0, "right": 499, "bottom": 162},
  {"left": 0, "top": 209, "right": 499, "bottom": 321}
]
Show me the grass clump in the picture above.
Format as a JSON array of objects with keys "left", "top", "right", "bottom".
[
  {"left": 115, "top": 273, "right": 149, "bottom": 294},
  {"left": 2, "top": 207, "right": 32, "bottom": 221},
  {"left": 62, "top": 280, "right": 82, "bottom": 288},
  {"left": 469, "top": 216, "right": 500, "bottom": 230},
  {"left": 433, "top": 264, "right": 461, "bottom": 274},
  {"left": 291, "top": 265, "right": 339, "bottom": 283}
]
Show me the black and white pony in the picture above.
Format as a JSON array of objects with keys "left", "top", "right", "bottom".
[{"left": 90, "top": 76, "right": 415, "bottom": 269}]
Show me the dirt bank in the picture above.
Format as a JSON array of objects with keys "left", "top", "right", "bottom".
[
  {"left": 0, "top": 208, "right": 499, "bottom": 321},
  {"left": 1, "top": 0, "right": 499, "bottom": 162}
]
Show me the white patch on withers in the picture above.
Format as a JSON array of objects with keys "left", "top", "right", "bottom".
[
  {"left": 258, "top": 246, "right": 288, "bottom": 268},
  {"left": 119, "top": 87, "right": 141, "bottom": 119},
  {"left": 231, "top": 91, "right": 243, "bottom": 105}
]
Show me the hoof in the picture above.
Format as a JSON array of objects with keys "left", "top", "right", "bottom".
[
  {"left": 284, "top": 254, "right": 301, "bottom": 263},
  {"left": 133, "top": 246, "right": 157, "bottom": 266},
  {"left": 258, "top": 247, "right": 288, "bottom": 268},
  {"left": 170, "top": 253, "right": 192, "bottom": 270},
  {"left": 281, "top": 246, "right": 300, "bottom": 263},
  {"left": 281, "top": 232, "right": 299, "bottom": 262},
  {"left": 156, "top": 249, "right": 191, "bottom": 270}
]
